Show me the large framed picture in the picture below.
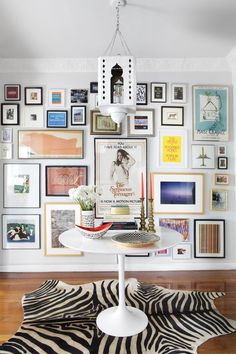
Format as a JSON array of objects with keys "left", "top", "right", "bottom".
[
  {"left": 191, "top": 144, "right": 215, "bottom": 169},
  {"left": 128, "top": 109, "right": 155, "bottom": 137},
  {"left": 136, "top": 83, "right": 148, "bottom": 105},
  {"left": 3, "top": 163, "right": 40, "bottom": 208},
  {"left": 153, "top": 173, "right": 204, "bottom": 214},
  {"left": 158, "top": 130, "right": 188, "bottom": 168},
  {"left": 194, "top": 219, "right": 225, "bottom": 258},
  {"left": 161, "top": 106, "right": 184, "bottom": 126},
  {"left": 1, "top": 103, "right": 19, "bottom": 125},
  {"left": 150, "top": 82, "right": 167, "bottom": 103},
  {"left": 192, "top": 85, "right": 229, "bottom": 141},
  {"left": 18, "top": 130, "right": 84, "bottom": 159},
  {"left": 25, "top": 87, "right": 43, "bottom": 105},
  {"left": 171, "top": 83, "right": 187, "bottom": 103},
  {"left": 44, "top": 202, "right": 82, "bottom": 256},
  {"left": 2, "top": 214, "right": 40, "bottom": 250},
  {"left": 22, "top": 106, "right": 44, "bottom": 128},
  {"left": 4, "top": 84, "right": 21, "bottom": 101},
  {"left": 71, "top": 106, "right": 86, "bottom": 125},
  {"left": 210, "top": 189, "right": 228, "bottom": 211},
  {"left": 45, "top": 165, "right": 88, "bottom": 196},
  {"left": 90, "top": 110, "right": 121, "bottom": 135},
  {"left": 95, "top": 138, "right": 147, "bottom": 218},
  {"left": 71, "top": 89, "right": 88, "bottom": 103},
  {"left": 47, "top": 110, "right": 68, "bottom": 128},
  {"left": 48, "top": 89, "right": 66, "bottom": 107}
]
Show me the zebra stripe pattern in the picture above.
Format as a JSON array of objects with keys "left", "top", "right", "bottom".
[{"left": 0, "top": 279, "right": 235, "bottom": 354}]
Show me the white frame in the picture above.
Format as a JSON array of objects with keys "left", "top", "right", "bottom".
[
  {"left": 172, "top": 243, "right": 191, "bottom": 259},
  {"left": 0, "top": 143, "right": 13, "bottom": 159},
  {"left": 191, "top": 144, "right": 215, "bottom": 169},
  {"left": 128, "top": 109, "right": 155, "bottom": 136},
  {"left": 48, "top": 89, "right": 66, "bottom": 107},
  {"left": 171, "top": 83, "right": 187, "bottom": 103},
  {"left": 23, "top": 106, "right": 44, "bottom": 127},
  {"left": 1, "top": 127, "right": 13, "bottom": 143},
  {"left": 214, "top": 173, "right": 229, "bottom": 185}
]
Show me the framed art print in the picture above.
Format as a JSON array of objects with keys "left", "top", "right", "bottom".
[
  {"left": 191, "top": 145, "right": 215, "bottom": 169},
  {"left": 47, "top": 110, "right": 68, "bottom": 128},
  {"left": 2, "top": 214, "right": 40, "bottom": 250},
  {"left": 217, "top": 156, "right": 228, "bottom": 169},
  {"left": 71, "top": 89, "right": 88, "bottom": 103},
  {"left": 171, "top": 83, "right": 187, "bottom": 103},
  {"left": 1, "top": 103, "right": 19, "bottom": 125},
  {"left": 1, "top": 128, "right": 13, "bottom": 143},
  {"left": 159, "top": 218, "right": 190, "bottom": 241},
  {"left": 3, "top": 163, "right": 40, "bottom": 208},
  {"left": 128, "top": 109, "right": 154, "bottom": 137},
  {"left": 210, "top": 189, "right": 228, "bottom": 211},
  {"left": 192, "top": 85, "right": 229, "bottom": 141},
  {"left": 48, "top": 89, "right": 66, "bottom": 107},
  {"left": 90, "top": 82, "right": 98, "bottom": 93},
  {"left": 158, "top": 130, "right": 188, "bottom": 168},
  {"left": 23, "top": 106, "right": 44, "bottom": 128},
  {"left": 0, "top": 143, "right": 13, "bottom": 159},
  {"left": 136, "top": 83, "right": 148, "bottom": 105},
  {"left": 90, "top": 111, "right": 121, "bottom": 135},
  {"left": 194, "top": 219, "right": 225, "bottom": 258},
  {"left": 46, "top": 165, "right": 88, "bottom": 196},
  {"left": 172, "top": 243, "right": 191, "bottom": 259},
  {"left": 217, "top": 145, "right": 227, "bottom": 156},
  {"left": 71, "top": 106, "right": 86, "bottom": 125},
  {"left": 25, "top": 87, "right": 43, "bottom": 105},
  {"left": 161, "top": 106, "right": 184, "bottom": 126},
  {"left": 151, "top": 82, "right": 167, "bottom": 103},
  {"left": 4, "top": 84, "right": 21, "bottom": 101},
  {"left": 214, "top": 173, "right": 229, "bottom": 185}
]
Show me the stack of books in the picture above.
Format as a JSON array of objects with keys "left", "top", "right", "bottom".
[{"left": 103, "top": 205, "right": 138, "bottom": 230}]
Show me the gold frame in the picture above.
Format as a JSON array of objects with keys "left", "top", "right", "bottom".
[
  {"left": 214, "top": 173, "right": 229, "bottom": 185},
  {"left": 90, "top": 110, "right": 121, "bottom": 135},
  {"left": 210, "top": 189, "right": 228, "bottom": 211}
]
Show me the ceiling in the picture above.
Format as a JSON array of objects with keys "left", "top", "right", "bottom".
[{"left": 0, "top": 0, "right": 236, "bottom": 59}]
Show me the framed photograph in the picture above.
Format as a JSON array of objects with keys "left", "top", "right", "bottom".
[
  {"left": 3, "top": 163, "right": 40, "bottom": 208},
  {"left": 25, "top": 87, "right": 43, "bottom": 105},
  {"left": 172, "top": 243, "right": 192, "bottom": 260},
  {"left": 95, "top": 138, "right": 147, "bottom": 218},
  {"left": 46, "top": 165, "right": 88, "bottom": 196},
  {"left": 153, "top": 173, "right": 204, "bottom": 214},
  {"left": 1, "top": 128, "right": 13, "bottom": 143},
  {"left": 161, "top": 106, "right": 184, "bottom": 126},
  {"left": 4, "top": 84, "right": 21, "bottom": 101},
  {"left": 136, "top": 83, "right": 148, "bottom": 105},
  {"left": 90, "top": 82, "right": 98, "bottom": 93},
  {"left": 192, "top": 85, "right": 229, "bottom": 141},
  {"left": 171, "top": 83, "right": 187, "bottom": 103},
  {"left": 2, "top": 214, "right": 40, "bottom": 250},
  {"left": 210, "top": 189, "right": 228, "bottom": 211},
  {"left": 150, "top": 82, "right": 167, "bottom": 103},
  {"left": 128, "top": 109, "right": 154, "bottom": 137},
  {"left": 1, "top": 103, "right": 19, "bottom": 125},
  {"left": 71, "top": 106, "right": 86, "bottom": 125},
  {"left": 23, "top": 106, "right": 44, "bottom": 128},
  {"left": 194, "top": 219, "right": 225, "bottom": 258},
  {"left": 214, "top": 173, "right": 229, "bottom": 185},
  {"left": 217, "top": 145, "right": 227, "bottom": 156},
  {"left": 191, "top": 144, "right": 215, "bottom": 169},
  {"left": 158, "top": 130, "right": 188, "bottom": 168},
  {"left": 90, "top": 110, "right": 121, "bottom": 135},
  {"left": 159, "top": 218, "right": 190, "bottom": 241},
  {"left": 47, "top": 110, "right": 68, "bottom": 128},
  {"left": 0, "top": 143, "right": 13, "bottom": 159},
  {"left": 18, "top": 130, "right": 84, "bottom": 159},
  {"left": 217, "top": 156, "right": 228, "bottom": 169},
  {"left": 48, "top": 89, "right": 66, "bottom": 107},
  {"left": 71, "top": 89, "right": 88, "bottom": 103},
  {"left": 44, "top": 202, "right": 82, "bottom": 256}
]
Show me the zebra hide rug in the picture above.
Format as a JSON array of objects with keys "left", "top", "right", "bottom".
[{"left": 0, "top": 278, "right": 235, "bottom": 354}]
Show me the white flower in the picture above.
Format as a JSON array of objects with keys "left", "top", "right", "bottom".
[{"left": 68, "top": 185, "right": 102, "bottom": 211}]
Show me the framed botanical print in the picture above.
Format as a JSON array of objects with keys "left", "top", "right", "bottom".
[
  {"left": 71, "top": 89, "right": 88, "bottom": 103},
  {"left": 48, "top": 89, "right": 66, "bottom": 107},
  {"left": 23, "top": 106, "right": 44, "bottom": 128},
  {"left": 171, "top": 83, "right": 187, "bottom": 103},
  {"left": 161, "top": 106, "right": 184, "bottom": 126},
  {"left": 158, "top": 130, "right": 188, "bottom": 168},
  {"left": 1, "top": 103, "right": 19, "bottom": 125},
  {"left": 191, "top": 144, "right": 215, "bottom": 169},
  {"left": 4, "top": 84, "right": 21, "bottom": 101},
  {"left": 90, "top": 110, "right": 121, "bottom": 135},
  {"left": 128, "top": 109, "right": 154, "bottom": 137},
  {"left": 47, "top": 110, "right": 68, "bottom": 128},
  {"left": 214, "top": 173, "right": 229, "bottom": 185},
  {"left": 136, "top": 83, "right": 148, "bottom": 105},
  {"left": 150, "top": 83, "right": 167, "bottom": 103},
  {"left": 71, "top": 106, "right": 86, "bottom": 125},
  {"left": 25, "top": 87, "right": 43, "bottom": 105},
  {"left": 210, "top": 189, "right": 228, "bottom": 211}
]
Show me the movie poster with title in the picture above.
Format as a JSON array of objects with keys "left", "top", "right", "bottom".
[{"left": 95, "top": 138, "right": 147, "bottom": 217}]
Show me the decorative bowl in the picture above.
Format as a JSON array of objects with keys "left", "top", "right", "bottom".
[{"left": 75, "top": 222, "right": 113, "bottom": 239}]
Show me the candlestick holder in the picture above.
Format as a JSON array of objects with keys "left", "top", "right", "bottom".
[
  {"left": 139, "top": 197, "right": 147, "bottom": 231},
  {"left": 147, "top": 198, "right": 156, "bottom": 233}
]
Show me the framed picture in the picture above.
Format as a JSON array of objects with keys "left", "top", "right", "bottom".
[
  {"left": 153, "top": 173, "right": 204, "bottom": 214},
  {"left": 136, "top": 83, "right": 148, "bottom": 105},
  {"left": 48, "top": 89, "right": 66, "bottom": 107},
  {"left": 159, "top": 218, "right": 190, "bottom": 241},
  {"left": 210, "top": 189, "right": 228, "bottom": 211},
  {"left": 46, "top": 165, "right": 88, "bottom": 196},
  {"left": 2, "top": 214, "right": 40, "bottom": 250},
  {"left": 95, "top": 138, "right": 147, "bottom": 218},
  {"left": 47, "top": 110, "right": 68, "bottom": 128},
  {"left": 155, "top": 248, "right": 170, "bottom": 257},
  {"left": 158, "top": 130, "right": 188, "bottom": 168},
  {"left": 171, "top": 84, "right": 187, "bottom": 103},
  {"left": 23, "top": 106, "right": 44, "bottom": 128},
  {"left": 18, "top": 130, "right": 84, "bottom": 159},
  {"left": 4, "top": 84, "right": 21, "bottom": 101},
  {"left": 150, "top": 82, "right": 167, "bottom": 103},
  {"left": 0, "top": 143, "right": 13, "bottom": 159},
  {"left": 44, "top": 202, "right": 82, "bottom": 256},
  {"left": 194, "top": 219, "right": 225, "bottom": 258},
  {"left": 3, "top": 163, "right": 40, "bottom": 208},
  {"left": 172, "top": 243, "right": 192, "bottom": 260},
  {"left": 90, "top": 82, "right": 98, "bottom": 93},
  {"left": 217, "top": 145, "right": 227, "bottom": 156},
  {"left": 90, "top": 110, "right": 121, "bottom": 135},
  {"left": 71, "top": 89, "right": 88, "bottom": 103},
  {"left": 1, "top": 103, "right": 19, "bottom": 125},
  {"left": 192, "top": 85, "right": 229, "bottom": 141},
  {"left": 1, "top": 128, "right": 13, "bottom": 143},
  {"left": 161, "top": 106, "right": 184, "bottom": 126},
  {"left": 25, "top": 87, "right": 43, "bottom": 105},
  {"left": 71, "top": 106, "right": 86, "bottom": 125},
  {"left": 191, "top": 144, "right": 215, "bottom": 169},
  {"left": 214, "top": 173, "right": 229, "bottom": 185},
  {"left": 128, "top": 109, "right": 154, "bottom": 137},
  {"left": 217, "top": 156, "right": 228, "bottom": 169}
]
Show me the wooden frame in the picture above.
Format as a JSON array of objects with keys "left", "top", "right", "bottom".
[
  {"left": 71, "top": 105, "right": 86, "bottom": 125},
  {"left": 210, "top": 189, "right": 228, "bottom": 211},
  {"left": 4, "top": 84, "right": 21, "bottom": 101},
  {"left": 128, "top": 109, "right": 155, "bottom": 137},
  {"left": 136, "top": 83, "right": 148, "bottom": 105},
  {"left": 161, "top": 106, "right": 184, "bottom": 126},
  {"left": 90, "top": 110, "right": 121, "bottom": 135},
  {"left": 214, "top": 173, "right": 229, "bottom": 185},
  {"left": 25, "top": 87, "right": 43, "bottom": 105},
  {"left": 150, "top": 82, "right": 167, "bottom": 103},
  {"left": 47, "top": 110, "right": 68, "bottom": 128},
  {"left": 1, "top": 103, "right": 20, "bottom": 125}
]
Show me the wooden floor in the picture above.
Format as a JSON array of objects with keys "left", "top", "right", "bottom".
[{"left": 0, "top": 270, "right": 236, "bottom": 353}]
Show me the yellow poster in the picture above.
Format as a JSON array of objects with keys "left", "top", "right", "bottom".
[{"left": 162, "top": 136, "right": 182, "bottom": 163}]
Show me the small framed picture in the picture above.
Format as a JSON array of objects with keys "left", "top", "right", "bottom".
[
  {"left": 191, "top": 145, "right": 215, "bottom": 169},
  {"left": 214, "top": 173, "right": 229, "bottom": 185},
  {"left": 0, "top": 143, "right": 13, "bottom": 159},
  {"left": 1, "top": 127, "right": 13, "bottom": 143},
  {"left": 128, "top": 109, "right": 154, "bottom": 136},
  {"left": 155, "top": 248, "right": 170, "bottom": 257},
  {"left": 150, "top": 82, "right": 167, "bottom": 103},
  {"left": 25, "top": 87, "right": 43, "bottom": 105},
  {"left": 90, "top": 82, "right": 98, "bottom": 93},
  {"left": 71, "top": 89, "right": 88, "bottom": 103},
  {"left": 1, "top": 103, "right": 19, "bottom": 125},
  {"left": 71, "top": 105, "right": 86, "bottom": 125},
  {"left": 217, "top": 156, "right": 228, "bottom": 169},
  {"left": 194, "top": 219, "right": 225, "bottom": 258},
  {"left": 90, "top": 110, "right": 121, "bottom": 135},
  {"left": 23, "top": 106, "right": 44, "bottom": 128},
  {"left": 172, "top": 243, "right": 192, "bottom": 260},
  {"left": 161, "top": 106, "right": 184, "bottom": 126},
  {"left": 171, "top": 83, "right": 187, "bottom": 103},
  {"left": 210, "top": 189, "right": 228, "bottom": 211},
  {"left": 47, "top": 110, "right": 68, "bottom": 128},
  {"left": 48, "top": 89, "right": 66, "bottom": 107},
  {"left": 136, "top": 83, "right": 148, "bottom": 105},
  {"left": 4, "top": 84, "right": 21, "bottom": 101},
  {"left": 217, "top": 145, "right": 227, "bottom": 156}
]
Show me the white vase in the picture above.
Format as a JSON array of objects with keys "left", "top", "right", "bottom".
[{"left": 81, "top": 210, "right": 95, "bottom": 228}]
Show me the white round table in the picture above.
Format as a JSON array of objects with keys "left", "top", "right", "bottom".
[{"left": 59, "top": 227, "right": 182, "bottom": 337}]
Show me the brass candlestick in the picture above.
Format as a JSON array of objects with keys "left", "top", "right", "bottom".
[
  {"left": 147, "top": 198, "right": 156, "bottom": 232},
  {"left": 139, "top": 197, "right": 147, "bottom": 231}
]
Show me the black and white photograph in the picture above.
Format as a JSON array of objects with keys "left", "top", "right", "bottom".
[
  {"left": 1, "top": 103, "right": 20, "bottom": 125},
  {"left": 71, "top": 105, "right": 86, "bottom": 125},
  {"left": 71, "top": 89, "right": 88, "bottom": 103}
]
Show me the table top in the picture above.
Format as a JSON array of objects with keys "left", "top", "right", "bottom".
[{"left": 59, "top": 227, "right": 183, "bottom": 255}]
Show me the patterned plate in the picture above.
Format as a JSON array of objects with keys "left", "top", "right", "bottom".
[{"left": 111, "top": 231, "right": 160, "bottom": 248}]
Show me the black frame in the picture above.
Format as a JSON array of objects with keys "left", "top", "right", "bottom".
[
  {"left": 4, "top": 84, "right": 21, "bottom": 101},
  {"left": 71, "top": 105, "right": 86, "bottom": 126},
  {"left": 1, "top": 103, "right": 20, "bottom": 125},
  {"left": 150, "top": 82, "right": 167, "bottom": 103},
  {"left": 24, "top": 87, "right": 43, "bottom": 105},
  {"left": 46, "top": 110, "right": 68, "bottom": 128},
  {"left": 217, "top": 156, "right": 228, "bottom": 169},
  {"left": 90, "top": 82, "right": 98, "bottom": 93},
  {"left": 161, "top": 106, "right": 184, "bottom": 126},
  {"left": 70, "top": 89, "right": 88, "bottom": 103},
  {"left": 136, "top": 83, "right": 148, "bottom": 105}
]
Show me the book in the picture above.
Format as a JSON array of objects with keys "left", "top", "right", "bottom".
[{"left": 103, "top": 221, "right": 138, "bottom": 230}]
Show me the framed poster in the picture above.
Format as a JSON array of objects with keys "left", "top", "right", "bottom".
[
  {"left": 2, "top": 214, "right": 40, "bottom": 250},
  {"left": 90, "top": 110, "right": 121, "bottom": 135},
  {"left": 136, "top": 83, "right": 148, "bottom": 105},
  {"left": 18, "top": 130, "right": 84, "bottom": 159},
  {"left": 159, "top": 218, "right": 190, "bottom": 241},
  {"left": 1, "top": 128, "right": 13, "bottom": 143},
  {"left": 44, "top": 202, "right": 82, "bottom": 256},
  {"left": 128, "top": 109, "right": 154, "bottom": 137},
  {"left": 71, "top": 106, "right": 86, "bottom": 125},
  {"left": 161, "top": 106, "right": 184, "bottom": 126},
  {"left": 0, "top": 143, "right": 13, "bottom": 159},
  {"left": 23, "top": 106, "right": 44, "bottom": 128},
  {"left": 71, "top": 89, "right": 88, "bottom": 103},
  {"left": 194, "top": 219, "right": 225, "bottom": 258},
  {"left": 48, "top": 89, "right": 66, "bottom": 107},
  {"left": 153, "top": 173, "right": 204, "bottom": 214},
  {"left": 4, "top": 84, "right": 21, "bottom": 101},
  {"left": 3, "top": 163, "right": 40, "bottom": 208},
  {"left": 1, "top": 103, "right": 19, "bottom": 125},
  {"left": 95, "top": 138, "right": 147, "bottom": 218},
  {"left": 172, "top": 243, "right": 191, "bottom": 259},
  {"left": 210, "top": 189, "right": 228, "bottom": 211},
  {"left": 158, "top": 130, "right": 188, "bottom": 168},
  {"left": 171, "top": 83, "right": 187, "bottom": 103},
  {"left": 25, "top": 87, "right": 43, "bottom": 105},
  {"left": 47, "top": 110, "right": 68, "bottom": 128},
  {"left": 191, "top": 144, "right": 215, "bottom": 169},
  {"left": 192, "top": 85, "right": 229, "bottom": 141},
  {"left": 46, "top": 165, "right": 88, "bottom": 196},
  {"left": 150, "top": 83, "right": 167, "bottom": 103}
]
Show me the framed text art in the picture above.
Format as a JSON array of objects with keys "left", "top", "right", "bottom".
[
  {"left": 48, "top": 89, "right": 66, "bottom": 107},
  {"left": 90, "top": 110, "right": 121, "bottom": 135},
  {"left": 25, "top": 87, "right": 43, "bottom": 105},
  {"left": 18, "top": 130, "right": 84, "bottom": 159},
  {"left": 153, "top": 173, "right": 204, "bottom": 214},
  {"left": 191, "top": 144, "right": 215, "bottom": 169},
  {"left": 47, "top": 110, "right": 68, "bottom": 128},
  {"left": 158, "top": 130, "right": 187, "bottom": 168},
  {"left": 136, "top": 83, "right": 148, "bottom": 105},
  {"left": 1, "top": 103, "right": 19, "bottom": 125},
  {"left": 23, "top": 106, "right": 44, "bottom": 128},
  {"left": 4, "top": 84, "right": 21, "bottom": 101},
  {"left": 151, "top": 83, "right": 167, "bottom": 103},
  {"left": 71, "top": 106, "right": 86, "bottom": 125},
  {"left": 95, "top": 138, "right": 147, "bottom": 218},
  {"left": 192, "top": 85, "right": 229, "bottom": 141},
  {"left": 128, "top": 109, "right": 155, "bottom": 137},
  {"left": 161, "top": 106, "right": 184, "bottom": 126}
]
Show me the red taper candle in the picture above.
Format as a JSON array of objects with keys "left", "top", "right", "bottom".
[{"left": 149, "top": 173, "right": 153, "bottom": 199}]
